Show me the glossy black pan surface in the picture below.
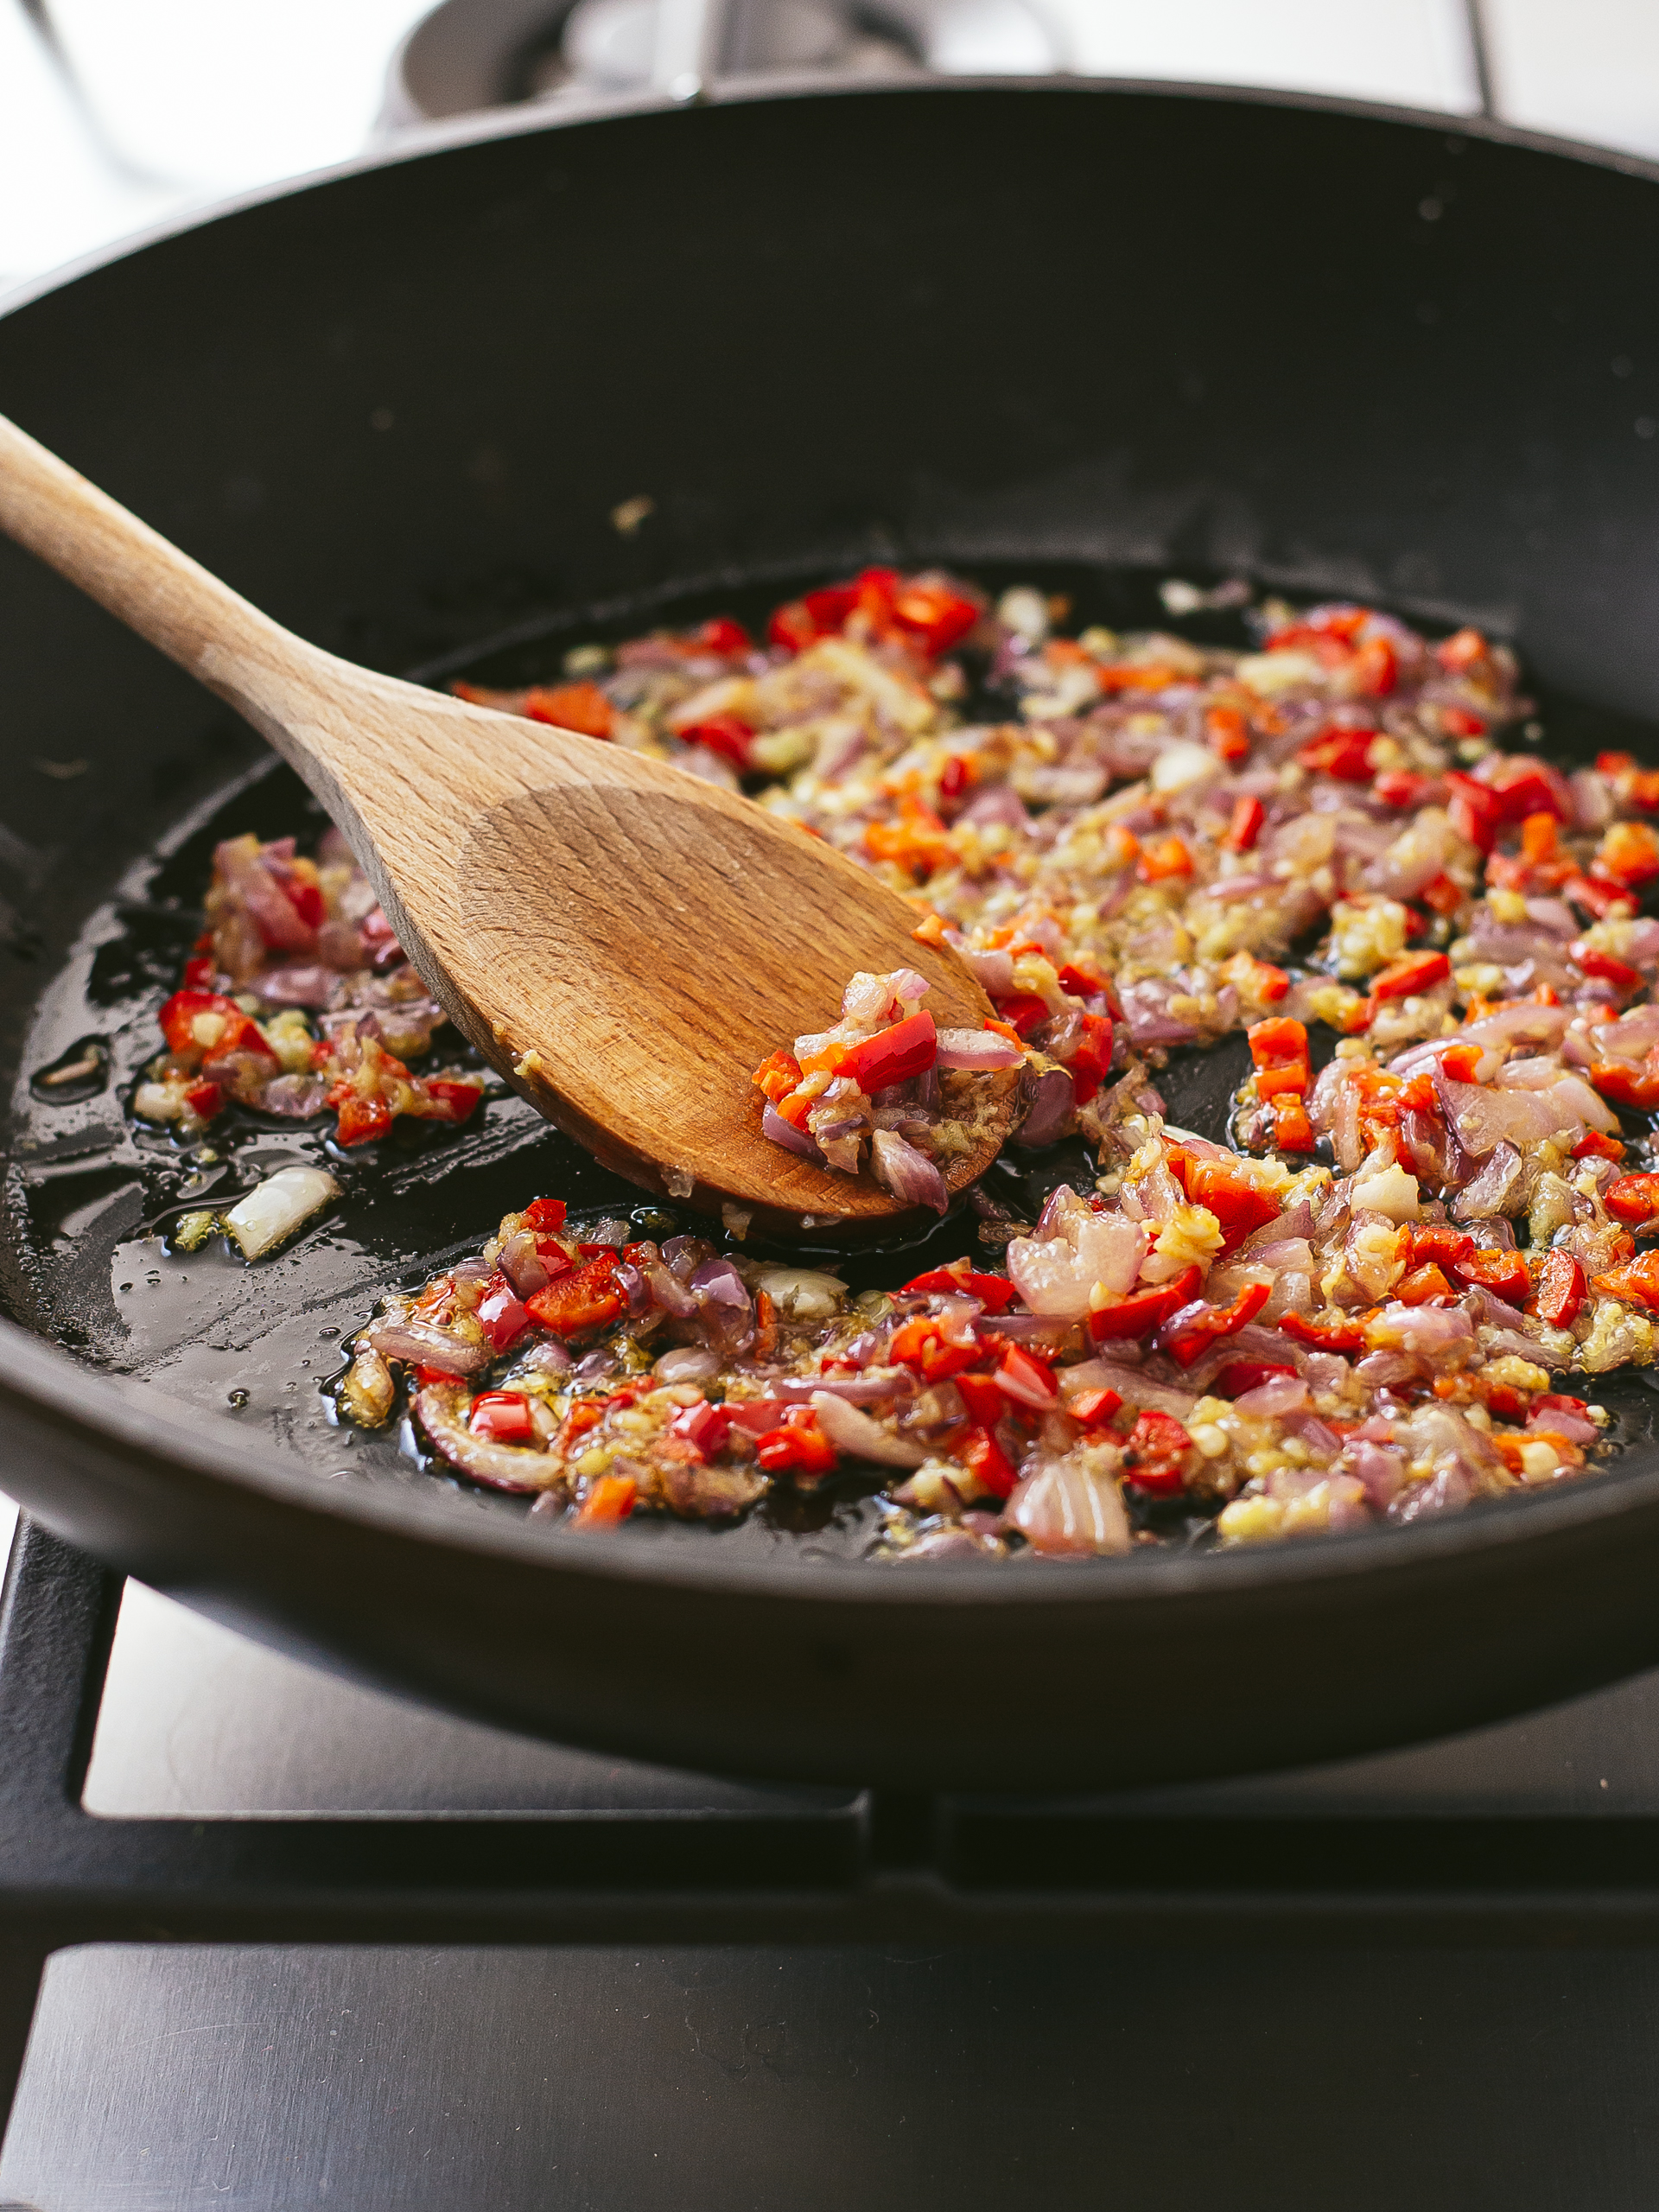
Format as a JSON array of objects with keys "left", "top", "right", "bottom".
[{"left": 4, "top": 79, "right": 1659, "bottom": 1789}]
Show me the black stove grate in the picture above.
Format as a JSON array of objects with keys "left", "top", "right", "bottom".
[{"left": 9, "top": 1518, "right": 1659, "bottom": 2144}]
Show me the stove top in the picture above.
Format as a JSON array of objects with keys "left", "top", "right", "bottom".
[{"left": 4, "top": 1516, "right": 1659, "bottom": 2208}]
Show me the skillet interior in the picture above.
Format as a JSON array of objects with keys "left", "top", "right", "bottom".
[{"left": 5, "top": 80, "right": 1659, "bottom": 1789}]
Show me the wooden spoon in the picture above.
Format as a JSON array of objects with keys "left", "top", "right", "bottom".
[{"left": 0, "top": 414, "right": 1014, "bottom": 1236}]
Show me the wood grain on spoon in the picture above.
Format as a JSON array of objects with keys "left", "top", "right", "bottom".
[{"left": 0, "top": 413, "right": 1012, "bottom": 1235}]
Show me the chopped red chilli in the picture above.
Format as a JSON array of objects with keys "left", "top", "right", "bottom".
[{"left": 204, "top": 568, "right": 1659, "bottom": 1555}]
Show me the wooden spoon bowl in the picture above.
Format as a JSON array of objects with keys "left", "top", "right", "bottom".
[{"left": 0, "top": 414, "right": 1012, "bottom": 1236}]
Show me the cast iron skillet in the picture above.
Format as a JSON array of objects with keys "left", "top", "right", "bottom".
[{"left": 4, "top": 78, "right": 1659, "bottom": 1792}]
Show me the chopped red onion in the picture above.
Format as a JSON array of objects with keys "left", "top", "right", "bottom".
[
  {"left": 870, "top": 1128, "right": 948, "bottom": 1213},
  {"left": 762, "top": 1103, "right": 825, "bottom": 1160},
  {"left": 251, "top": 963, "right": 340, "bottom": 1008},
  {"left": 498, "top": 1228, "right": 551, "bottom": 1298},
  {"left": 259, "top": 1074, "right": 330, "bottom": 1118},
  {"left": 960, "top": 946, "right": 1016, "bottom": 995},
  {"left": 809, "top": 1391, "right": 926, "bottom": 1466},
  {"left": 1449, "top": 1141, "right": 1523, "bottom": 1220},
  {"left": 365, "top": 1319, "right": 489, "bottom": 1376},
  {"left": 1007, "top": 1454, "right": 1131, "bottom": 1557},
  {"left": 772, "top": 1371, "right": 913, "bottom": 1404},
  {"left": 414, "top": 1383, "right": 554, "bottom": 1492},
  {"left": 652, "top": 1344, "right": 720, "bottom": 1383},
  {"left": 644, "top": 1261, "right": 698, "bottom": 1319},
  {"left": 1234, "top": 1374, "right": 1309, "bottom": 1417},
  {"left": 1013, "top": 1065, "right": 1075, "bottom": 1148},
  {"left": 1529, "top": 1403, "right": 1598, "bottom": 1444},
  {"left": 935, "top": 1027, "right": 1023, "bottom": 1071}
]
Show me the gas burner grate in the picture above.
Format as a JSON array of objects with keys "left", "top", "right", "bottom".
[{"left": 8, "top": 1519, "right": 1659, "bottom": 2141}]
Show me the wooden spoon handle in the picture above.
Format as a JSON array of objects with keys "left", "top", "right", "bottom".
[{"left": 0, "top": 410, "right": 333, "bottom": 734}]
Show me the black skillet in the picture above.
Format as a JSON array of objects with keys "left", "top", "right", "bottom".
[{"left": 4, "top": 79, "right": 1659, "bottom": 1791}]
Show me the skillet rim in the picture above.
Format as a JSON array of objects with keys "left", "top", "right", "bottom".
[{"left": 5, "top": 71, "right": 1659, "bottom": 1613}]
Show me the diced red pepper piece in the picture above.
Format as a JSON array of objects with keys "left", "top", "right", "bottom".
[
  {"left": 468, "top": 1390, "right": 535, "bottom": 1445},
  {"left": 1484, "top": 757, "right": 1572, "bottom": 824},
  {"left": 1409, "top": 1226, "right": 1475, "bottom": 1268},
  {"left": 995, "top": 1343, "right": 1058, "bottom": 1408},
  {"left": 1597, "top": 820, "right": 1659, "bottom": 888},
  {"left": 1483, "top": 1382, "right": 1531, "bottom": 1423},
  {"left": 1590, "top": 1061, "right": 1659, "bottom": 1110},
  {"left": 1440, "top": 705, "right": 1487, "bottom": 737},
  {"left": 1573, "top": 941, "right": 1643, "bottom": 993},
  {"left": 1270, "top": 1096, "right": 1316, "bottom": 1152},
  {"left": 1573, "top": 1129, "right": 1625, "bottom": 1161},
  {"left": 1373, "top": 950, "right": 1452, "bottom": 1001},
  {"left": 1069, "top": 1387, "right": 1123, "bottom": 1427},
  {"left": 950, "top": 1373, "right": 1006, "bottom": 1427},
  {"left": 1374, "top": 769, "right": 1433, "bottom": 809},
  {"left": 1214, "top": 1360, "right": 1297, "bottom": 1397},
  {"left": 900, "top": 1262, "right": 1017, "bottom": 1311},
  {"left": 1297, "top": 726, "right": 1377, "bottom": 779},
  {"left": 888, "top": 1317, "right": 981, "bottom": 1382},
  {"left": 1247, "top": 1016, "right": 1308, "bottom": 1070},
  {"left": 1160, "top": 1281, "right": 1272, "bottom": 1367},
  {"left": 1607, "top": 1173, "right": 1659, "bottom": 1225},
  {"left": 1123, "top": 1409, "right": 1192, "bottom": 1496},
  {"left": 1352, "top": 638, "right": 1396, "bottom": 697},
  {"left": 992, "top": 994, "right": 1050, "bottom": 1039},
  {"left": 1255, "top": 1058, "right": 1310, "bottom": 1101},
  {"left": 1205, "top": 705, "right": 1251, "bottom": 764},
  {"left": 1396, "top": 1262, "right": 1454, "bottom": 1306},
  {"left": 476, "top": 1277, "right": 531, "bottom": 1351},
  {"left": 572, "top": 1472, "right": 637, "bottom": 1528},
  {"left": 1057, "top": 956, "right": 1109, "bottom": 999},
  {"left": 1138, "top": 836, "right": 1193, "bottom": 882},
  {"left": 1437, "top": 627, "right": 1489, "bottom": 672},
  {"left": 182, "top": 1077, "right": 224, "bottom": 1120},
  {"left": 1445, "top": 772, "right": 1502, "bottom": 852},
  {"left": 518, "top": 681, "right": 614, "bottom": 740},
  {"left": 1224, "top": 795, "right": 1265, "bottom": 851},
  {"left": 1592, "top": 1249, "right": 1659, "bottom": 1313},
  {"left": 1532, "top": 1249, "right": 1587, "bottom": 1328},
  {"left": 523, "top": 1198, "right": 568, "bottom": 1232},
  {"left": 1249, "top": 1018, "right": 1310, "bottom": 1100},
  {"left": 422, "top": 1079, "right": 485, "bottom": 1125},
  {"left": 839, "top": 1010, "right": 938, "bottom": 1092},
  {"left": 159, "top": 988, "right": 278, "bottom": 1066},
  {"left": 680, "top": 713, "right": 755, "bottom": 771},
  {"left": 525, "top": 1255, "right": 626, "bottom": 1337},
  {"left": 1171, "top": 1154, "right": 1282, "bottom": 1249},
  {"left": 755, "top": 1418, "right": 838, "bottom": 1477},
  {"left": 1449, "top": 1248, "right": 1530, "bottom": 1305},
  {"left": 893, "top": 580, "right": 981, "bottom": 657},
  {"left": 334, "top": 1094, "right": 392, "bottom": 1146},
  {"left": 669, "top": 1397, "right": 733, "bottom": 1457},
  {"left": 694, "top": 615, "right": 752, "bottom": 658},
  {"left": 752, "top": 1049, "right": 804, "bottom": 1105},
  {"left": 281, "top": 877, "right": 326, "bottom": 931},
  {"left": 1437, "top": 1044, "right": 1480, "bottom": 1084},
  {"left": 1224, "top": 953, "right": 1290, "bottom": 1006},
  {"left": 1280, "top": 1310, "right": 1367, "bottom": 1352},
  {"left": 1067, "top": 1010, "right": 1115, "bottom": 1106},
  {"left": 1534, "top": 1390, "right": 1591, "bottom": 1419},
  {"left": 1567, "top": 873, "right": 1639, "bottom": 921},
  {"left": 958, "top": 1424, "right": 1017, "bottom": 1500},
  {"left": 1086, "top": 1265, "right": 1202, "bottom": 1344}
]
